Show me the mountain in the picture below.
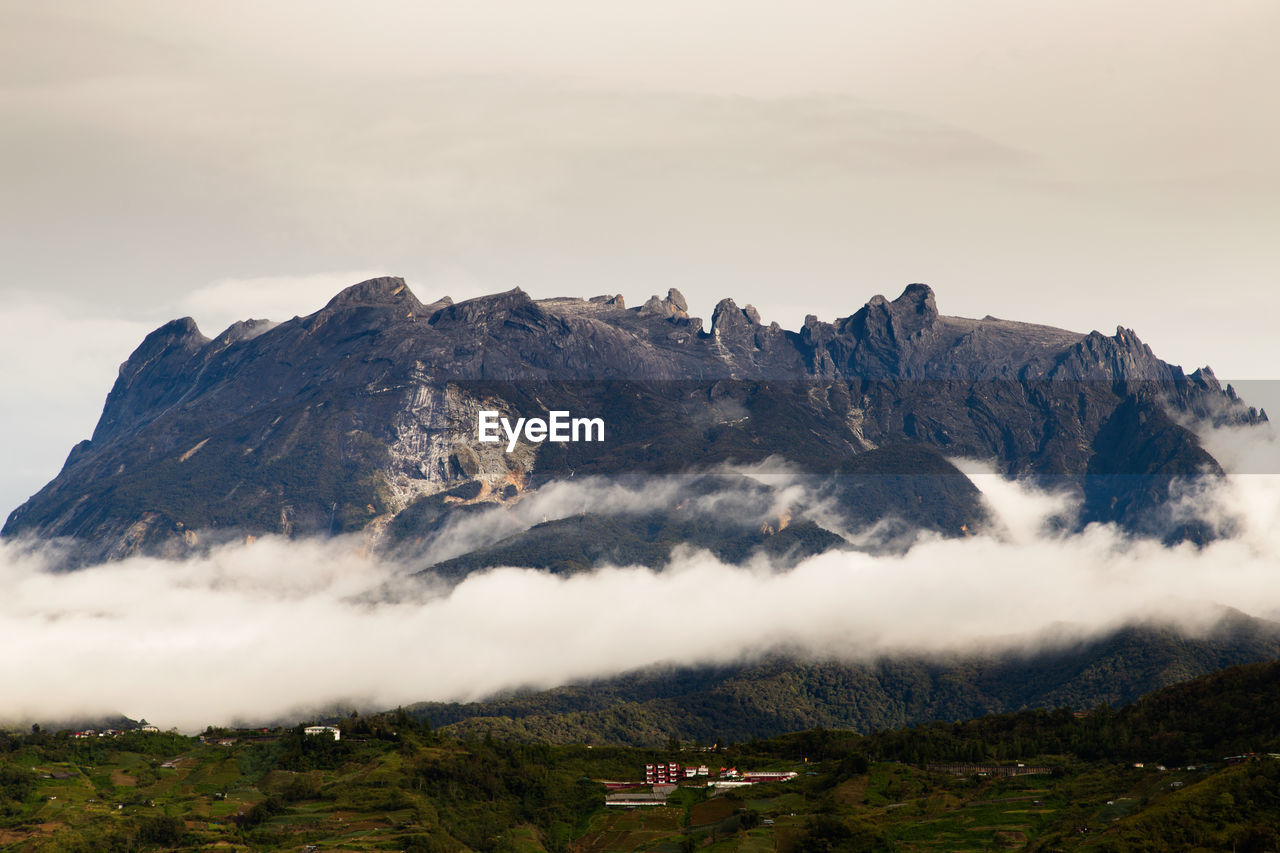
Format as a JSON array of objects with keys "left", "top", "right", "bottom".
[{"left": 2, "top": 276, "right": 1263, "bottom": 564}]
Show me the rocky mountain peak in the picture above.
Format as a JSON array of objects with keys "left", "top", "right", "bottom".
[
  {"left": 90, "top": 317, "right": 210, "bottom": 445},
  {"left": 322, "top": 276, "right": 423, "bottom": 312},
  {"left": 883, "top": 282, "right": 939, "bottom": 334},
  {"left": 429, "top": 288, "right": 534, "bottom": 328},
  {"left": 152, "top": 316, "right": 207, "bottom": 344},
  {"left": 710, "top": 297, "right": 760, "bottom": 338},
  {"left": 639, "top": 288, "right": 689, "bottom": 319},
  {"left": 213, "top": 318, "right": 275, "bottom": 347},
  {"left": 845, "top": 283, "right": 938, "bottom": 336},
  {"left": 832, "top": 283, "right": 942, "bottom": 376}
]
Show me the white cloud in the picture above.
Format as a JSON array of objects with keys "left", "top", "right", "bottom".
[
  {"left": 1198, "top": 416, "right": 1280, "bottom": 477},
  {"left": 3, "top": 466, "right": 1279, "bottom": 732}
]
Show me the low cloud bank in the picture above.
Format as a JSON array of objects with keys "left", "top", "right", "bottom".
[
  {"left": 4, "top": 426, "right": 1280, "bottom": 732},
  {"left": 410, "top": 461, "right": 802, "bottom": 566}
]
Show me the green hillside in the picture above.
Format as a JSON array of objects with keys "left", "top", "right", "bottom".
[{"left": 2, "top": 660, "right": 1279, "bottom": 851}]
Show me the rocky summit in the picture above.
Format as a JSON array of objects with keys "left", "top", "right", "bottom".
[{"left": 3, "top": 277, "right": 1263, "bottom": 566}]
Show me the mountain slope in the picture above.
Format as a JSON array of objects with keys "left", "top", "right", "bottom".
[{"left": 411, "top": 610, "right": 1280, "bottom": 746}]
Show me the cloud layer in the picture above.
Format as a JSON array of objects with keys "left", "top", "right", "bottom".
[{"left": 4, "top": 434, "right": 1279, "bottom": 732}]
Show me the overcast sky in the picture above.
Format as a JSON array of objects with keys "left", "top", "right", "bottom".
[{"left": 2, "top": 1, "right": 1278, "bottom": 516}]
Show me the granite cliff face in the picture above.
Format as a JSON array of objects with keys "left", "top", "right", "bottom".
[{"left": 3, "top": 277, "right": 1262, "bottom": 564}]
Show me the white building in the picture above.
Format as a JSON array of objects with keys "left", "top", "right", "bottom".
[{"left": 304, "top": 725, "right": 340, "bottom": 741}]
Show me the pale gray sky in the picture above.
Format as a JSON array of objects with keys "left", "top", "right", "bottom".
[{"left": 2, "top": 0, "right": 1278, "bottom": 515}]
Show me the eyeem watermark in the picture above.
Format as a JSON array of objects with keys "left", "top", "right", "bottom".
[{"left": 478, "top": 410, "right": 605, "bottom": 452}]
